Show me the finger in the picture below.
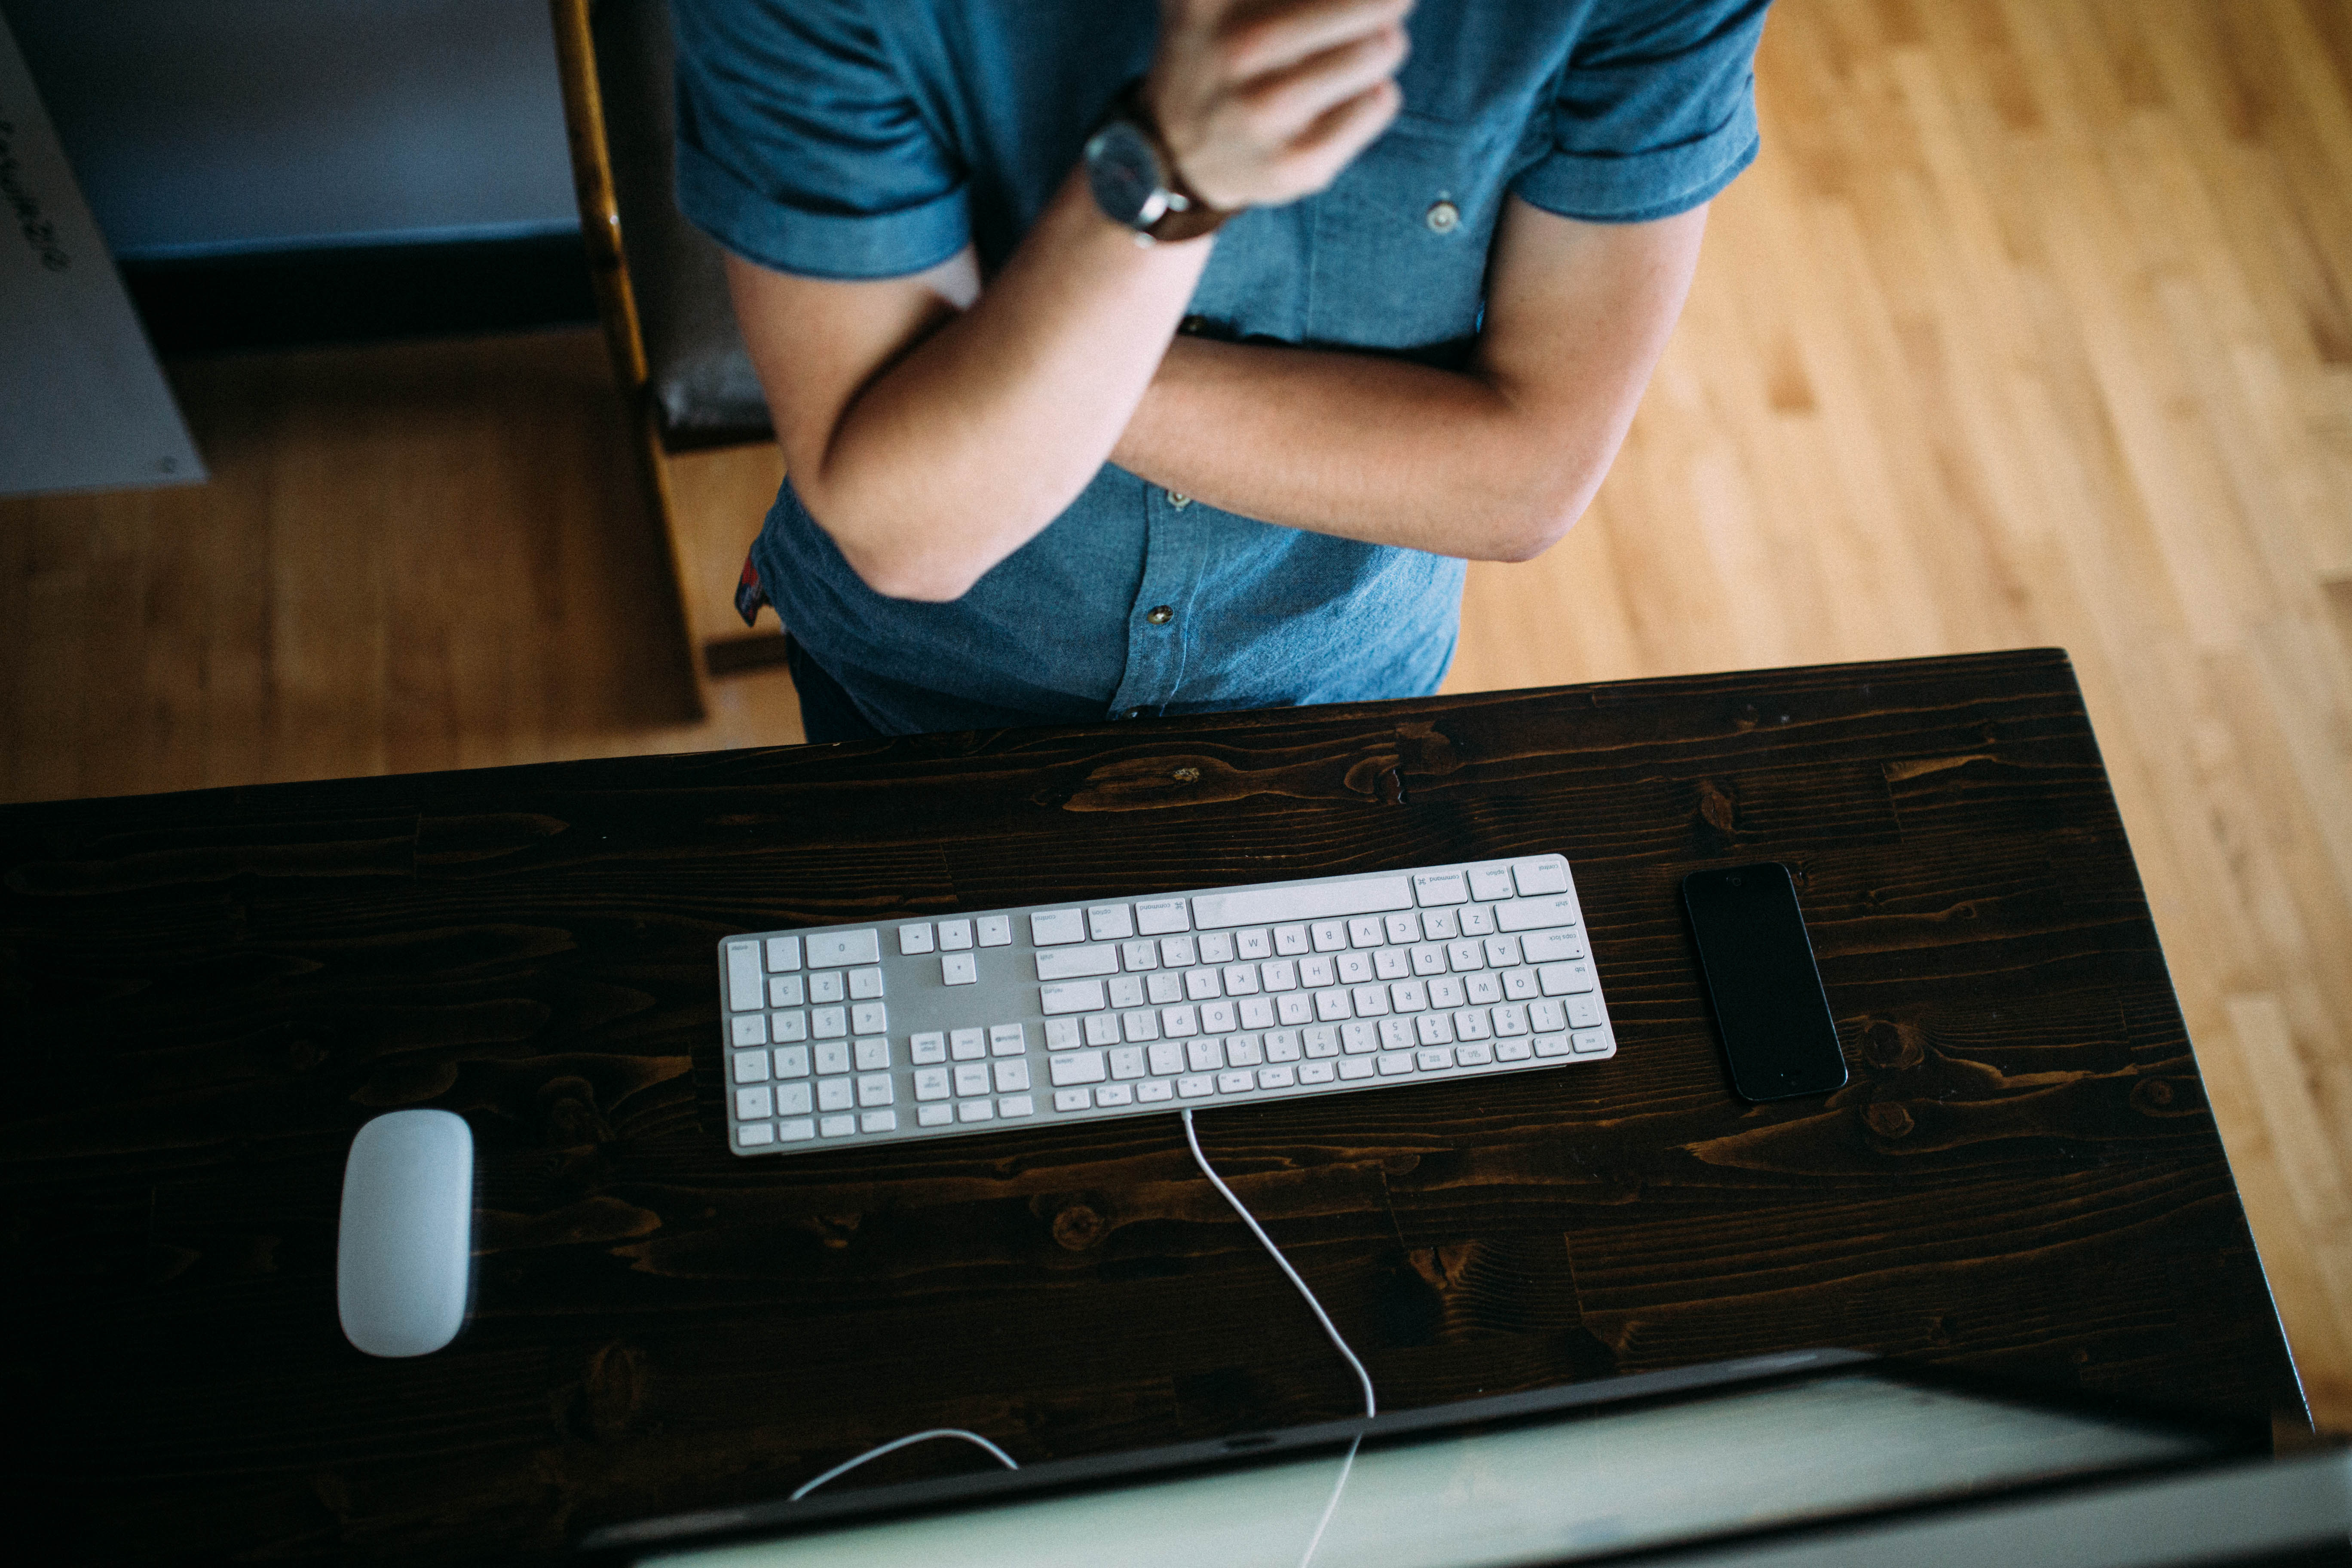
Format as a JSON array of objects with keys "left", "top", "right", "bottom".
[
  {"left": 1273, "top": 77, "right": 1402, "bottom": 191},
  {"left": 1221, "top": 0, "right": 1413, "bottom": 81},
  {"left": 1232, "top": 21, "right": 1409, "bottom": 150}
]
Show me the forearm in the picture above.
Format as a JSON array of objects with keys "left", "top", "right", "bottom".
[
  {"left": 784, "top": 171, "right": 1210, "bottom": 601},
  {"left": 1109, "top": 338, "right": 1619, "bottom": 561}
]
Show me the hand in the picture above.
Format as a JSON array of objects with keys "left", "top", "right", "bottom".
[{"left": 1144, "top": 0, "right": 1412, "bottom": 211}]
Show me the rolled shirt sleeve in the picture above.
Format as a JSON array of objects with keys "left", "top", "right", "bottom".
[
  {"left": 671, "top": 0, "right": 970, "bottom": 278},
  {"left": 1513, "top": 0, "right": 1771, "bottom": 224}
]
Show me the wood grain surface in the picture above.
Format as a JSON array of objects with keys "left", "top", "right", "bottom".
[{"left": 0, "top": 650, "right": 2299, "bottom": 1563}]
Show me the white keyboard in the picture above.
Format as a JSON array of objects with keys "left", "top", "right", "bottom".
[{"left": 717, "top": 854, "right": 1615, "bottom": 1157}]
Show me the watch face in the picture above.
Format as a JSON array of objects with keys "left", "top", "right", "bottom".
[{"left": 1085, "top": 121, "right": 1167, "bottom": 230}]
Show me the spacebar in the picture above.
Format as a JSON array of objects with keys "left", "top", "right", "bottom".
[{"left": 1192, "top": 876, "right": 1414, "bottom": 929}]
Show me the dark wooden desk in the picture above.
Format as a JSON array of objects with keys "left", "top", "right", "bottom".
[{"left": 0, "top": 649, "right": 2302, "bottom": 1563}]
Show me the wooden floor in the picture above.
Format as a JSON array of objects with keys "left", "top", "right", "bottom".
[{"left": 6, "top": 0, "right": 2347, "bottom": 1430}]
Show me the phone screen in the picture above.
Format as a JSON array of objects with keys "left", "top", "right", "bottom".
[{"left": 1680, "top": 864, "right": 1847, "bottom": 1100}]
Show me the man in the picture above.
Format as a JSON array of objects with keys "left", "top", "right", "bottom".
[{"left": 674, "top": 0, "right": 1769, "bottom": 739}]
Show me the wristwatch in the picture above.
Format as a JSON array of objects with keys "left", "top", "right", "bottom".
[{"left": 1084, "top": 82, "right": 1230, "bottom": 244}]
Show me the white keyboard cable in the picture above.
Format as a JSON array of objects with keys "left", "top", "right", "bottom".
[
  {"left": 789, "top": 1428, "right": 1017, "bottom": 1502},
  {"left": 1181, "top": 1105, "right": 1375, "bottom": 1568}
]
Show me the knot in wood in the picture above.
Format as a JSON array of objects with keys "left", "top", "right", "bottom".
[
  {"left": 1860, "top": 1019, "right": 1925, "bottom": 1070},
  {"left": 1051, "top": 1203, "right": 1105, "bottom": 1251},
  {"left": 1172, "top": 767, "right": 1200, "bottom": 782},
  {"left": 1864, "top": 1101, "right": 1916, "bottom": 1139}
]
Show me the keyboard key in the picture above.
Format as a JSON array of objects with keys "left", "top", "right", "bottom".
[
  {"left": 1348, "top": 916, "right": 1384, "bottom": 947},
  {"left": 914, "top": 1068, "right": 951, "bottom": 1101},
  {"left": 1164, "top": 1004, "right": 1203, "bottom": 1039},
  {"left": 1492, "top": 1004, "right": 1529, "bottom": 1036},
  {"left": 1458, "top": 906, "right": 1496, "bottom": 936},
  {"left": 1495, "top": 895, "right": 1577, "bottom": 932},
  {"left": 1038, "top": 945, "right": 1118, "bottom": 981},
  {"left": 991, "top": 1023, "right": 1027, "bottom": 1055},
  {"left": 1315, "top": 989, "right": 1354, "bottom": 1021},
  {"left": 1420, "top": 908, "right": 1460, "bottom": 940},
  {"left": 951, "top": 1028, "right": 986, "bottom": 1060},
  {"left": 1496, "top": 1039, "right": 1534, "bottom": 1061},
  {"left": 1456, "top": 1042, "right": 1495, "bottom": 1066},
  {"left": 1384, "top": 912, "right": 1421, "bottom": 945},
  {"left": 1484, "top": 936, "right": 1521, "bottom": 968},
  {"left": 1050, "top": 1051, "right": 1107, "bottom": 1086},
  {"left": 1054, "top": 1088, "right": 1091, "bottom": 1112},
  {"left": 994, "top": 1060, "right": 1031, "bottom": 1092},
  {"left": 1110, "top": 975, "right": 1147, "bottom": 1008},
  {"left": 1413, "top": 871, "right": 1468, "bottom": 906},
  {"left": 726, "top": 942, "right": 763, "bottom": 1011},
  {"left": 1455, "top": 1009, "right": 1493, "bottom": 1041},
  {"left": 1428, "top": 977, "right": 1466, "bottom": 1008},
  {"left": 1258, "top": 1065, "right": 1296, "bottom": 1089},
  {"left": 1084, "top": 1013, "right": 1122, "bottom": 1046},
  {"left": 1538, "top": 961, "right": 1596, "bottom": 995},
  {"left": 1416, "top": 1012, "right": 1455, "bottom": 1046},
  {"left": 1276, "top": 993, "right": 1315, "bottom": 1025},
  {"left": 731, "top": 1014, "right": 768, "bottom": 1047},
  {"left": 820, "top": 1113, "right": 857, "bottom": 1138},
  {"left": 1470, "top": 866, "right": 1515, "bottom": 901},
  {"left": 1041, "top": 980, "right": 1106, "bottom": 1015},
  {"left": 1188, "top": 1038, "right": 1224, "bottom": 1072},
  {"left": 1044, "top": 1018, "right": 1081, "bottom": 1050},
  {"left": 1226, "top": 1035, "right": 1264, "bottom": 1067},
  {"left": 1568, "top": 996, "right": 1604, "bottom": 1029},
  {"left": 1218, "top": 1070, "right": 1255, "bottom": 1094},
  {"left": 1373, "top": 948, "right": 1410, "bottom": 981},
  {"left": 1448, "top": 940, "right": 1484, "bottom": 972},
  {"left": 1177, "top": 1074, "right": 1215, "bottom": 1098},
  {"left": 765, "top": 936, "right": 802, "bottom": 971},
  {"left": 1302, "top": 1026, "right": 1340, "bottom": 1058},
  {"left": 1198, "top": 931, "right": 1236, "bottom": 964},
  {"left": 1146, "top": 971, "right": 1184, "bottom": 1004},
  {"left": 1123, "top": 939, "right": 1159, "bottom": 971},
  {"left": 1031, "top": 910, "right": 1087, "bottom": 946},
  {"left": 943, "top": 952, "right": 979, "bottom": 986},
  {"left": 1339, "top": 1058, "right": 1376, "bottom": 1080},
  {"left": 1088, "top": 905, "right": 1136, "bottom": 941},
  {"left": 777, "top": 1083, "right": 813, "bottom": 1115},
  {"left": 768, "top": 974, "right": 805, "bottom": 1008},
  {"left": 1000, "top": 1095, "right": 1035, "bottom": 1118},
  {"left": 1148, "top": 1040, "right": 1185, "bottom": 1075},
  {"left": 1391, "top": 980, "right": 1428, "bottom": 1012},
  {"left": 854, "top": 1038, "right": 891, "bottom": 1071},
  {"left": 1520, "top": 928, "right": 1587, "bottom": 963},
  {"left": 774, "top": 1045, "right": 809, "bottom": 1078},
  {"left": 1311, "top": 920, "right": 1348, "bottom": 952},
  {"left": 1123, "top": 1010, "right": 1161, "bottom": 1042},
  {"left": 1337, "top": 952, "right": 1374, "bottom": 985},
  {"left": 732, "top": 1049, "right": 771, "bottom": 1083},
  {"left": 819, "top": 1078, "right": 854, "bottom": 1112},
  {"left": 1157, "top": 934, "right": 1197, "bottom": 968},
  {"left": 957, "top": 1101, "right": 995, "bottom": 1123},
  {"left": 899, "top": 924, "right": 935, "bottom": 956},
  {"left": 1530, "top": 998, "right": 1567, "bottom": 1032},
  {"left": 977, "top": 916, "right": 1012, "bottom": 946},
  {"left": 1503, "top": 968, "right": 1539, "bottom": 1001},
  {"left": 1194, "top": 876, "right": 1412, "bottom": 930},
  {"left": 918, "top": 1104, "right": 953, "bottom": 1126},
  {"left": 815, "top": 1041, "right": 851, "bottom": 1075},
  {"left": 1417, "top": 1047, "right": 1455, "bottom": 1072},
  {"left": 1237, "top": 997, "right": 1275, "bottom": 1030},
  {"left": 954, "top": 1063, "right": 991, "bottom": 1096},
  {"left": 1198, "top": 1000, "right": 1234, "bottom": 1033},
  {"left": 851, "top": 1002, "right": 888, "bottom": 1034},
  {"left": 1465, "top": 974, "right": 1504, "bottom": 1005},
  {"left": 780, "top": 1118, "right": 817, "bottom": 1142},
  {"left": 1096, "top": 1084, "right": 1134, "bottom": 1108},
  {"left": 857, "top": 1074, "right": 893, "bottom": 1106},
  {"left": 773, "top": 1011, "right": 809, "bottom": 1042},
  {"left": 1236, "top": 927, "right": 1272, "bottom": 959},
  {"left": 1260, "top": 959, "right": 1296, "bottom": 991},
  {"left": 1137, "top": 1079, "right": 1175, "bottom": 1102},
  {"left": 1513, "top": 858, "right": 1570, "bottom": 896},
  {"left": 1264, "top": 1031, "right": 1302, "bottom": 1063},
  {"left": 1110, "top": 1047, "right": 1146, "bottom": 1080},
  {"left": 735, "top": 1087, "right": 773, "bottom": 1119},
  {"left": 736, "top": 1122, "right": 775, "bottom": 1148},
  {"left": 1353, "top": 985, "right": 1390, "bottom": 1017},
  {"left": 1377, "top": 1052, "right": 1415, "bottom": 1076},
  {"left": 938, "top": 919, "right": 974, "bottom": 950},
  {"left": 1184, "top": 967, "right": 1222, "bottom": 1001},
  {"left": 1299, "top": 1061, "right": 1336, "bottom": 1083},
  {"left": 1222, "top": 964, "right": 1259, "bottom": 995},
  {"left": 1341, "top": 1022, "right": 1377, "bottom": 1054},
  {"left": 1273, "top": 923, "right": 1310, "bottom": 955},
  {"left": 1136, "top": 898, "right": 1190, "bottom": 934},
  {"left": 807, "top": 929, "right": 881, "bottom": 967},
  {"left": 861, "top": 1110, "right": 897, "bottom": 1133},
  {"left": 1535, "top": 1034, "right": 1572, "bottom": 1057},
  {"left": 1378, "top": 1018, "right": 1414, "bottom": 1050},
  {"left": 812, "top": 1006, "right": 848, "bottom": 1038},
  {"left": 1409, "top": 943, "right": 1446, "bottom": 977},
  {"left": 1572, "top": 1029, "right": 1610, "bottom": 1054}
]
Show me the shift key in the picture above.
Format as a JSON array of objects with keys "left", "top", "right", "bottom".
[{"left": 1495, "top": 895, "right": 1579, "bottom": 933}]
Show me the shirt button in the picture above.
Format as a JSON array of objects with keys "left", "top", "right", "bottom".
[
  {"left": 1167, "top": 491, "right": 1191, "bottom": 508},
  {"left": 1145, "top": 605, "right": 1174, "bottom": 626},
  {"left": 1425, "top": 200, "right": 1460, "bottom": 233},
  {"left": 1125, "top": 708, "right": 1145, "bottom": 720},
  {"left": 1179, "top": 315, "right": 1207, "bottom": 336}
]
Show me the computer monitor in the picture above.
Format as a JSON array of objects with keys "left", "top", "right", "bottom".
[{"left": 579, "top": 1350, "right": 2340, "bottom": 1568}]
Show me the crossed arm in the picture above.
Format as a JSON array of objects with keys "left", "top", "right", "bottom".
[{"left": 728, "top": 185, "right": 1705, "bottom": 603}]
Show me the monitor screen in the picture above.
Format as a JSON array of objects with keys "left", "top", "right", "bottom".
[{"left": 639, "top": 1371, "right": 2217, "bottom": 1568}]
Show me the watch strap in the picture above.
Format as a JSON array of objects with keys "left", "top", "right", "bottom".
[{"left": 1113, "top": 81, "right": 1230, "bottom": 243}]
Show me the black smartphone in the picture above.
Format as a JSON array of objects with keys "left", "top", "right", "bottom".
[{"left": 1681, "top": 863, "right": 1848, "bottom": 1101}]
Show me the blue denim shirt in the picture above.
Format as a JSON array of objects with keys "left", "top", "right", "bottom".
[{"left": 674, "top": 0, "right": 1768, "bottom": 732}]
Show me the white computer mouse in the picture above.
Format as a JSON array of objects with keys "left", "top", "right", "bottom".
[{"left": 337, "top": 1108, "right": 474, "bottom": 1357}]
